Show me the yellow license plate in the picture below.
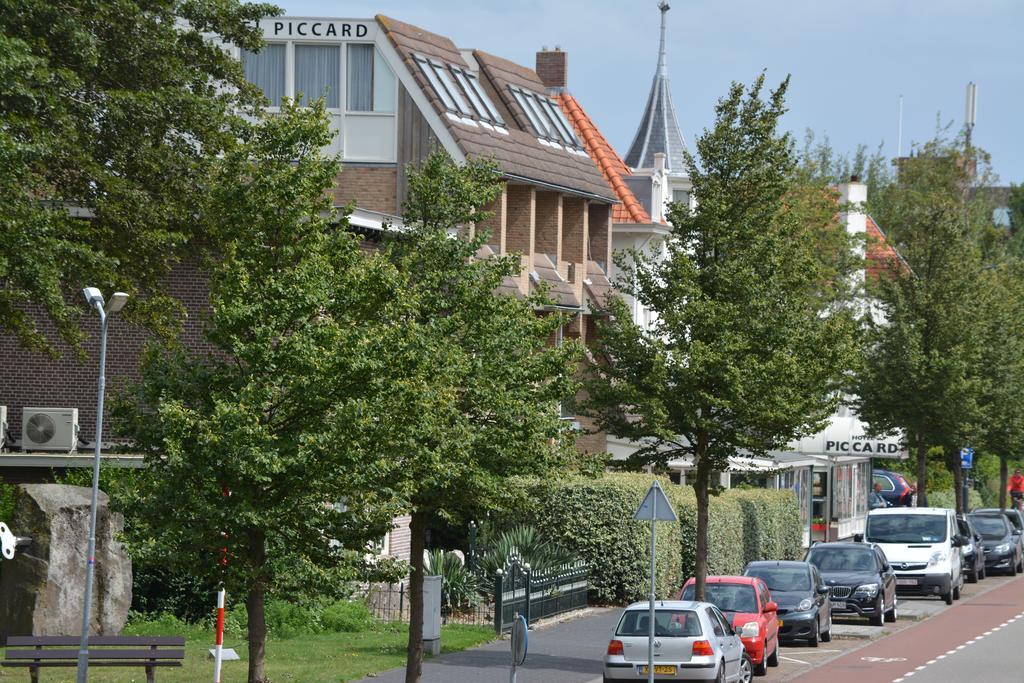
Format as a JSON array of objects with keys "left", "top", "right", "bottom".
[
  {"left": 639, "top": 665, "right": 677, "bottom": 675},
  {"left": 777, "top": 619, "right": 784, "bottom": 626}
]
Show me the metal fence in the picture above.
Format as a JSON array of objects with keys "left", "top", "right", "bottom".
[
  {"left": 359, "top": 582, "right": 495, "bottom": 627},
  {"left": 494, "top": 559, "right": 589, "bottom": 633}
]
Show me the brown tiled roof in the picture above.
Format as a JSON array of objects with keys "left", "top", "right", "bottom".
[
  {"left": 376, "top": 15, "right": 615, "bottom": 203},
  {"left": 584, "top": 261, "right": 614, "bottom": 313},
  {"left": 531, "top": 253, "right": 580, "bottom": 308},
  {"left": 555, "top": 93, "right": 651, "bottom": 224},
  {"left": 476, "top": 243, "right": 525, "bottom": 297}
]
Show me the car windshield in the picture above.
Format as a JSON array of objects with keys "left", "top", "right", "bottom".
[
  {"left": 680, "top": 583, "right": 758, "bottom": 612},
  {"left": 970, "top": 515, "right": 1009, "bottom": 540},
  {"left": 616, "top": 609, "right": 702, "bottom": 637},
  {"left": 744, "top": 566, "right": 810, "bottom": 592},
  {"left": 806, "top": 547, "right": 877, "bottom": 572},
  {"left": 865, "top": 514, "right": 948, "bottom": 543}
]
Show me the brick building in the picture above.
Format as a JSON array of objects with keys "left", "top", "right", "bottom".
[{"left": 0, "top": 15, "right": 620, "bottom": 499}]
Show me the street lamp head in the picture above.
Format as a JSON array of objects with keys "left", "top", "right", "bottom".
[
  {"left": 82, "top": 287, "right": 104, "bottom": 310},
  {"left": 105, "top": 292, "right": 129, "bottom": 314}
]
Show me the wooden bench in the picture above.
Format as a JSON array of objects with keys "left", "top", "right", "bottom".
[{"left": 2, "top": 636, "right": 186, "bottom": 682}]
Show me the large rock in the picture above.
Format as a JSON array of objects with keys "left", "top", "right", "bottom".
[{"left": 0, "top": 484, "right": 132, "bottom": 639}]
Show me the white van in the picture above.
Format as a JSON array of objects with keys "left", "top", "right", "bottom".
[{"left": 863, "top": 507, "right": 966, "bottom": 605}]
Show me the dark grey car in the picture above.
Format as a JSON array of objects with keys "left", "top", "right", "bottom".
[
  {"left": 969, "top": 513, "right": 1024, "bottom": 575},
  {"left": 743, "top": 560, "right": 832, "bottom": 646},
  {"left": 956, "top": 513, "right": 986, "bottom": 582},
  {"left": 804, "top": 542, "right": 897, "bottom": 627}
]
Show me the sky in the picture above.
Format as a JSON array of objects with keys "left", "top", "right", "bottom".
[{"left": 277, "top": 0, "right": 1024, "bottom": 185}]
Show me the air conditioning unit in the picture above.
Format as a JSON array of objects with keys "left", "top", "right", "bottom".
[
  {"left": 0, "top": 405, "right": 7, "bottom": 450},
  {"left": 21, "top": 407, "right": 79, "bottom": 453}
]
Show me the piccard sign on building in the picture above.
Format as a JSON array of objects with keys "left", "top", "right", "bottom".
[
  {"left": 790, "top": 416, "right": 905, "bottom": 458},
  {"left": 259, "top": 18, "right": 378, "bottom": 41}
]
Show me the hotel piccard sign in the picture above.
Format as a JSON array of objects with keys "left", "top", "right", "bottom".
[
  {"left": 790, "top": 416, "right": 906, "bottom": 458},
  {"left": 259, "top": 18, "right": 378, "bottom": 41}
]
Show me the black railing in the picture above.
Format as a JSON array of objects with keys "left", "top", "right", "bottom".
[{"left": 493, "top": 559, "right": 588, "bottom": 633}]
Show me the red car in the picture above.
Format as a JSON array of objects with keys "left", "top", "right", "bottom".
[{"left": 679, "top": 575, "right": 779, "bottom": 676}]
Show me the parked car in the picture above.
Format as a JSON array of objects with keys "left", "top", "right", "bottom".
[
  {"left": 973, "top": 507, "right": 1024, "bottom": 559},
  {"left": 603, "top": 600, "right": 753, "bottom": 682},
  {"left": 742, "top": 560, "right": 832, "bottom": 646},
  {"left": 804, "top": 541, "right": 897, "bottom": 626},
  {"left": 872, "top": 469, "right": 914, "bottom": 507},
  {"left": 678, "top": 576, "right": 779, "bottom": 676},
  {"left": 968, "top": 512, "right": 1024, "bottom": 575},
  {"left": 863, "top": 507, "right": 965, "bottom": 605},
  {"left": 956, "top": 513, "right": 986, "bottom": 582}
]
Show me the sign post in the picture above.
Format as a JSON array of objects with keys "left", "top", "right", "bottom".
[
  {"left": 509, "top": 612, "right": 527, "bottom": 683},
  {"left": 633, "top": 480, "right": 678, "bottom": 683},
  {"left": 960, "top": 447, "right": 974, "bottom": 513}
]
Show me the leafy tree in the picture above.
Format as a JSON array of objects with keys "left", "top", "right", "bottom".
[
  {"left": 365, "top": 152, "right": 581, "bottom": 682},
  {"left": 854, "top": 134, "right": 997, "bottom": 510},
  {"left": 797, "top": 129, "right": 892, "bottom": 199},
  {"left": 585, "top": 76, "right": 859, "bottom": 600},
  {"left": 113, "top": 102, "right": 403, "bottom": 683},
  {"left": 0, "top": 0, "right": 275, "bottom": 352}
]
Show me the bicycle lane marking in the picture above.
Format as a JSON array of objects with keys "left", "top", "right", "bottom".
[{"left": 787, "top": 575, "right": 1024, "bottom": 683}]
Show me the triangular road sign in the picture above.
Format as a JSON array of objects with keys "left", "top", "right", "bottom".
[{"left": 633, "top": 480, "right": 678, "bottom": 521}]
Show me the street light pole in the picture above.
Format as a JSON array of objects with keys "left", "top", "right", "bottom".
[{"left": 77, "top": 287, "right": 127, "bottom": 683}]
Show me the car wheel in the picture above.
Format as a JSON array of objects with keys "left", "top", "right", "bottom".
[
  {"left": 967, "top": 564, "right": 979, "bottom": 583},
  {"left": 738, "top": 653, "right": 753, "bottom": 683},
  {"left": 952, "top": 582, "right": 961, "bottom": 601},
  {"left": 716, "top": 659, "right": 728, "bottom": 683},
  {"left": 1010, "top": 557, "right": 1019, "bottom": 576},
  {"left": 979, "top": 565, "right": 986, "bottom": 580},
  {"left": 767, "top": 639, "right": 779, "bottom": 667},
  {"left": 821, "top": 611, "right": 832, "bottom": 642},
  {"left": 885, "top": 598, "right": 897, "bottom": 623},
  {"left": 753, "top": 641, "right": 768, "bottom": 676},
  {"left": 943, "top": 586, "right": 954, "bottom": 605},
  {"left": 869, "top": 597, "right": 884, "bottom": 626},
  {"left": 807, "top": 617, "right": 819, "bottom": 647},
  {"left": 1017, "top": 555, "right": 1024, "bottom": 573}
]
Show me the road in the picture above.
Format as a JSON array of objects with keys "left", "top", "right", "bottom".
[{"left": 789, "top": 573, "right": 1024, "bottom": 683}]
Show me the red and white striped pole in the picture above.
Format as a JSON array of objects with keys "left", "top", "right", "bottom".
[{"left": 213, "top": 588, "right": 226, "bottom": 683}]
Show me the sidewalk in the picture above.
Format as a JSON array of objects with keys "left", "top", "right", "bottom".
[{"left": 352, "top": 608, "right": 618, "bottom": 683}]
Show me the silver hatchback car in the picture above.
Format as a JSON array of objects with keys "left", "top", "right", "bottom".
[{"left": 603, "top": 600, "right": 752, "bottom": 682}]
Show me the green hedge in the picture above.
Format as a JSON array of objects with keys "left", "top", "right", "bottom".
[
  {"left": 928, "top": 488, "right": 983, "bottom": 511},
  {"left": 505, "top": 473, "right": 804, "bottom": 604}
]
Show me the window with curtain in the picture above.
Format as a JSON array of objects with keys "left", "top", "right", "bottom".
[
  {"left": 242, "top": 44, "right": 286, "bottom": 105},
  {"left": 295, "top": 45, "right": 340, "bottom": 108},
  {"left": 347, "top": 44, "right": 374, "bottom": 111}
]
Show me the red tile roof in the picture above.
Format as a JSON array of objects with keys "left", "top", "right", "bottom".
[
  {"left": 555, "top": 94, "right": 651, "bottom": 224},
  {"left": 865, "top": 215, "right": 906, "bottom": 280}
]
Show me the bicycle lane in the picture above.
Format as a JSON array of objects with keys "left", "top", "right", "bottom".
[{"left": 788, "top": 574, "right": 1024, "bottom": 683}]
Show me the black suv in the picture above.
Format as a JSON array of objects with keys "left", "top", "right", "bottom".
[{"left": 804, "top": 542, "right": 897, "bottom": 627}]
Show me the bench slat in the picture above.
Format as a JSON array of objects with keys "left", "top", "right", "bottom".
[
  {"left": 3, "top": 661, "right": 183, "bottom": 668},
  {"left": 6, "top": 636, "right": 185, "bottom": 647},
  {"left": 4, "top": 649, "right": 185, "bottom": 660}
]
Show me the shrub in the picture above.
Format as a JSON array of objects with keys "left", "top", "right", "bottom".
[
  {"left": 475, "top": 524, "right": 575, "bottom": 576},
  {"left": 425, "top": 548, "right": 481, "bottom": 611},
  {"left": 928, "top": 488, "right": 983, "bottom": 511},
  {"left": 321, "top": 600, "right": 375, "bottom": 632},
  {"left": 505, "top": 473, "right": 682, "bottom": 603}
]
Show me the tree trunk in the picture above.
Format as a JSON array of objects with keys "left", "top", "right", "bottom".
[
  {"left": 1000, "top": 457, "right": 1009, "bottom": 510},
  {"left": 692, "top": 441, "right": 710, "bottom": 602},
  {"left": 916, "top": 437, "right": 928, "bottom": 507},
  {"left": 404, "top": 510, "right": 427, "bottom": 683},
  {"left": 951, "top": 450, "right": 964, "bottom": 514},
  {"left": 245, "top": 530, "right": 268, "bottom": 683}
]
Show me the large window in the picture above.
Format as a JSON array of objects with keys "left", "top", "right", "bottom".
[
  {"left": 295, "top": 45, "right": 340, "bottom": 108},
  {"left": 242, "top": 44, "right": 286, "bottom": 105},
  {"left": 508, "top": 86, "right": 584, "bottom": 151},
  {"left": 347, "top": 44, "right": 396, "bottom": 112}
]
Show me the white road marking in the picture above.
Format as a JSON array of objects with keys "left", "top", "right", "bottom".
[{"left": 780, "top": 655, "right": 808, "bottom": 664}]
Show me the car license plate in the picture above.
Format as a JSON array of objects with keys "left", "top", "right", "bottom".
[
  {"left": 777, "top": 618, "right": 784, "bottom": 626},
  {"left": 638, "top": 665, "right": 677, "bottom": 675},
  {"left": 832, "top": 601, "right": 846, "bottom": 609},
  {"left": 897, "top": 578, "right": 919, "bottom": 586}
]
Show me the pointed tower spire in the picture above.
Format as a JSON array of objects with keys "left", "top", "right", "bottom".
[{"left": 624, "top": 1, "right": 688, "bottom": 174}]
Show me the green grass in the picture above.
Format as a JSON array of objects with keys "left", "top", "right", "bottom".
[{"left": 0, "top": 622, "right": 495, "bottom": 682}]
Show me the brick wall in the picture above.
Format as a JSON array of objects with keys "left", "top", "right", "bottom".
[
  {"left": 588, "top": 203, "right": 612, "bottom": 269},
  {"left": 505, "top": 184, "right": 535, "bottom": 258},
  {"left": 534, "top": 191, "right": 561, "bottom": 261},
  {"left": 561, "top": 198, "right": 587, "bottom": 265},
  {"left": 535, "top": 49, "right": 568, "bottom": 90},
  {"left": 475, "top": 191, "right": 505, "bottom": 249},
  {"left": 332, "top": 165, "right": 398, "bottom": 215},
  {"left": 0, "top": 259, "right": 212, "bottom": 445}
]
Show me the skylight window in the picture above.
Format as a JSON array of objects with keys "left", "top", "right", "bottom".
[
  {"left": 463, "top": 71, "right": 505, "bottom": 125},
  {"left": 414, "top": 54, "right": 472, "bottom": 116},
  {"left": 450, "top": 67, "right": 506, "bottom": 127},
  {"left": 508, "top": 86, "right": 585, "bottom": 152}
]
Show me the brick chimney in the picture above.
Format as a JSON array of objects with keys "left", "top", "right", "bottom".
[{"left": 536, "top": 46, "right": 567, "bottom": 91}]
